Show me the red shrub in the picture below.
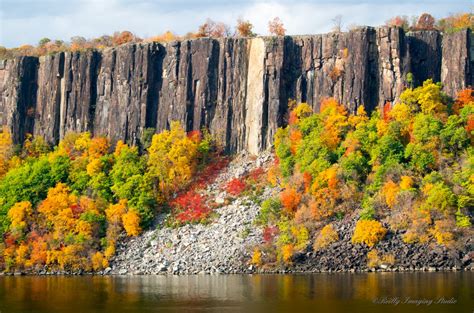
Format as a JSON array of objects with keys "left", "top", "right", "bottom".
[
  {"left": 467, "top": 115, "right": 474, "bottom": 134},
  {"left": 263, "top": 226, "right": 279, "bottom": 243},
  {"left": 225, "top": 178, "right": 247, "bottom": 196},
  {"left": 192, "top": 156, "right": 229, "bottom": 190},
  {"left": 248, "top": 167, "right": 265, "bottom": 181},
  {"left": 383, "top": 102, "right": 391, "bottom": 122},
  {"left": 171, "top": 191, "right": 211, "bottom": 224},
  {"left": 70, "top": 204, "right": 84, "bottom": 218},
  {"left": 4, "top": 233, "right": 16, "bottom": 247},
  {"left": 187, "top": 130, "right": 202, "bottom": 143},
  {"left": 303, "top": 172, "right": 312, "bottom": 191}
]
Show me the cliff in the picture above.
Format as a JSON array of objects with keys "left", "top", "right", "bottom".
[{"left": 1, "top": 27, "right": 473, "bottom": 153}]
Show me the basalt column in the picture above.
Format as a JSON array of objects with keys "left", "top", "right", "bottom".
[
  {"left": 94, "top": 43, "right": 164, "bottom": 145},
  {"left": 0, "top": 57, "right": 38, "bottom": 144},
  {"left": 60, "top": 50, "right": 101, "bottom": 138},
  {"left": 441, "top": 29, "right": 473, "bottom": 97}
]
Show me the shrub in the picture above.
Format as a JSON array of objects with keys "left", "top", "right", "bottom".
[
  {"left": 225, "top": 178, "right": 247, "bottom": 196},
  {"left": 262, "top": 226, "right": 279, "bottom": 243},
  {"left": 313, "top": 224, "right": 339, "bottom": 250},
  {"left": 430, "top": 219, "right": 455, "bottom": 246},
  {"left": 367, "top": 249, "right": 395, "bottom": 268},
  {"left": 455, "top": 208, "right": 471, "bottom": 228},
  {"left": 381, "top": 180, "right": 399, "bottom": 208},
  {"left": 402, "top": 210, "right": 432, "bottom": 244},
  {"left": 280, "top": 244, "right": 294, "bottom": 264},
  {"left": 122, "top": 211, "right": 141, "bottom": 236},
  {"left": 256, "top": 198, "right": 281, "bottom": 225},
  {"left": 351, "top": 220, "right": 387, "bottom": 247},
  {"left": 91, "top": 252, "right": 108, "bottom": 271},
  {"left": 280, "top": 188, "right": 301, "bottom": 214},
  {"left": 399, "top": 176, "right": 414, "bottom": 190},
  {"left": 171, "top": 191, "right": 211, "bottom": 224},
  {"left": 250, "top": 248, "right": 262, "bottom": 266}
]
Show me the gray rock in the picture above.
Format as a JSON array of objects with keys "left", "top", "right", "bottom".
[{"left": 118, "top": 269, "right": 128, "bottom": 275}]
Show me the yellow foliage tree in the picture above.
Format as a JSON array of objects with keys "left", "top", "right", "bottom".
[
  {"left": 313, "top": 224, "right": 339, "bottom": 250},
  {"left": 319, "top": 98, "right": 348, "bottom": 150},
  {"left": 8, "top": 201, "right": 32, "bottom": 237},
  {"left": 250, "top": 248, "right": 262, "bottom": 266},
  {"left": 122, "top": 210, "right": 141, "bottom": 236},
  {"left": 91, "top": 251, "right": 108, "bottom": 271},
  {"left": 352, "top": 220, "right": 387, "bottom": 247},
  {"left": 381, "top": 180, "right": 399, "bottom": 208},
  {"left": 0, "top": 126, "right": 13, "bottom": 177},
  {"left": 399, "top": 176, "right": 413, "bottom": 190},
  {"left": 147, "top": 122, "right": 199, "bottom": 200}
]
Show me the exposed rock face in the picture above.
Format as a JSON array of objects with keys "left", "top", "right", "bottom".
[
  {"left": 441, "top": 29, "right": 473, "bottom": 97},
  {"left": 0, "top": 56, "right": 38, "bottom": 144},
  {"left": 95, "top": 43, "right": 163, "bottom": 145},
  {"left": 34, "top": 53, "right": 64, "bottom": 145},
  {"left": 407, "top": 30, "right": 442, "bottom": 87},
  {"left": 60, "top": 51, "right": 101, "bottom": 138},
  {"left": 1, "top": 27, "right": 472, "bottom": 152},
  {"left": 376, "top": 27, "right": 407, "bottom": 107}
]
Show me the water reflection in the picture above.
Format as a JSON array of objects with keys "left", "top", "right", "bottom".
[{"left": 0, "top": 273, "right": 472, "bottom": 313}]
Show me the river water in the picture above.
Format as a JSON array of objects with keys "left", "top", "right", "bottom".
[{"left": 0, "top": 272, "right": 472, "bottom": 313}]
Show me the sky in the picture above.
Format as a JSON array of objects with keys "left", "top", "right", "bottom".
[{"left": 0, "top": 0, "right": 471, "bottom": 48}]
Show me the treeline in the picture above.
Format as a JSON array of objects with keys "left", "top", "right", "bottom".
[
  {"left": 1, "top": 12, "right": 472, "bottom": 59},
  {"left": 251, "top": 81, "right": 473, "bottom": 266},
  {"left": 0, "top": 123, "right": 217, "bottom": 272}
]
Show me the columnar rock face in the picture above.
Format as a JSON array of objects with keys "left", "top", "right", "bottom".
[
  {"left": 441, "top": 29, "right": 473, "bottom": 97},
  {"left": 34, "top": 53, "right": 64, "bottom": 144},
  {"left": 60, "top": 51, "right": 101, "bottom": 139},
  {"left": 376, "top": 27, "right": 407, "bottom": 107},
  {"left": 95, "top": 43, "right": 163, "bottom": 145},
  {"left": 407, "top": 30, "right": 442, "bottom": 86},
  {"left": 1, "top": 27, "right": 472, "bottom": 153},
  {"left": 0, "top": 56, "right": 38, "bottom": 144}
]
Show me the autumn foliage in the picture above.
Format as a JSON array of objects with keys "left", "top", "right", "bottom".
[
  {"left": 225, "top": 178, "right": 247, "bottom": 196},
  {"left": 268, "top": 17, "right": 286, "bottom": 36},
  {"left": 171, "top": 191, "right": 211, "bottom": 224},
  {"left": 0, "top": 121, "right": 215, "bottom": 272},
  {"left": 351, "top": 220, "right": 387, "bottom": 247},
  {"left": 259, "top": 80, "right": 473, "bottom": 266}
]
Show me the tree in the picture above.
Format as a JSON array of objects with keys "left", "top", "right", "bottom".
[
  {"left": 112, "top": 31, "right": 136, "bottom": 46},
  {"left": 211, "top": 22, "right": 231, "bottom": 37},
  {"left": 0, "top": 127, "right": 13, "bottom": 178},
  {"left": 38, "top": 38, "right": 51, "bottom": 47},
  {"left": 351, "top": 220, "right": 387, "bottom": 247},
  {"left": 196, "top": 19, "right": 230, "bottom": 38},
  {"left": 8, "top": 201, "right": 32, "bottom": 237},
  {"left": 437, "top": 13, "right": 474, "bottom": 33},
  {"left": 416, "top": 13, "right": 436, "bottom": 30},
  {"left": 122, "top": 210, "right": 141, "bottom": 236},
  {"left": 70, "top": 36, "right": 88, "bottom": 51},
  {"left": 385, "top": 16, "right": 409, "bottom": 31},
  {"left": 268, "top": 17, "right": 286, "bottom": 36},
  {"left": 236, "top": 18, "right": 255, "bottom": 37},
  {"left": 332, "top": 15, "right": 343, "bottom": 32},
  {"left": 149, "top": 31, "right": 178, "bottom": 43},
  {"left": 147, "top": 122, "right": 199, "bottom": 200}
]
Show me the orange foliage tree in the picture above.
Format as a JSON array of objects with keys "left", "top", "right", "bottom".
[
  {"left": 236, "top": 18, "right": 255, "bottom": 37},
  {"left": 268, "top": 17, "right": 286, "bottom": 36}
]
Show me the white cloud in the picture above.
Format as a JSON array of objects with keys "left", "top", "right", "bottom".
[{"left": 0, "top": 0, "right": 471, "bottom": 47}]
